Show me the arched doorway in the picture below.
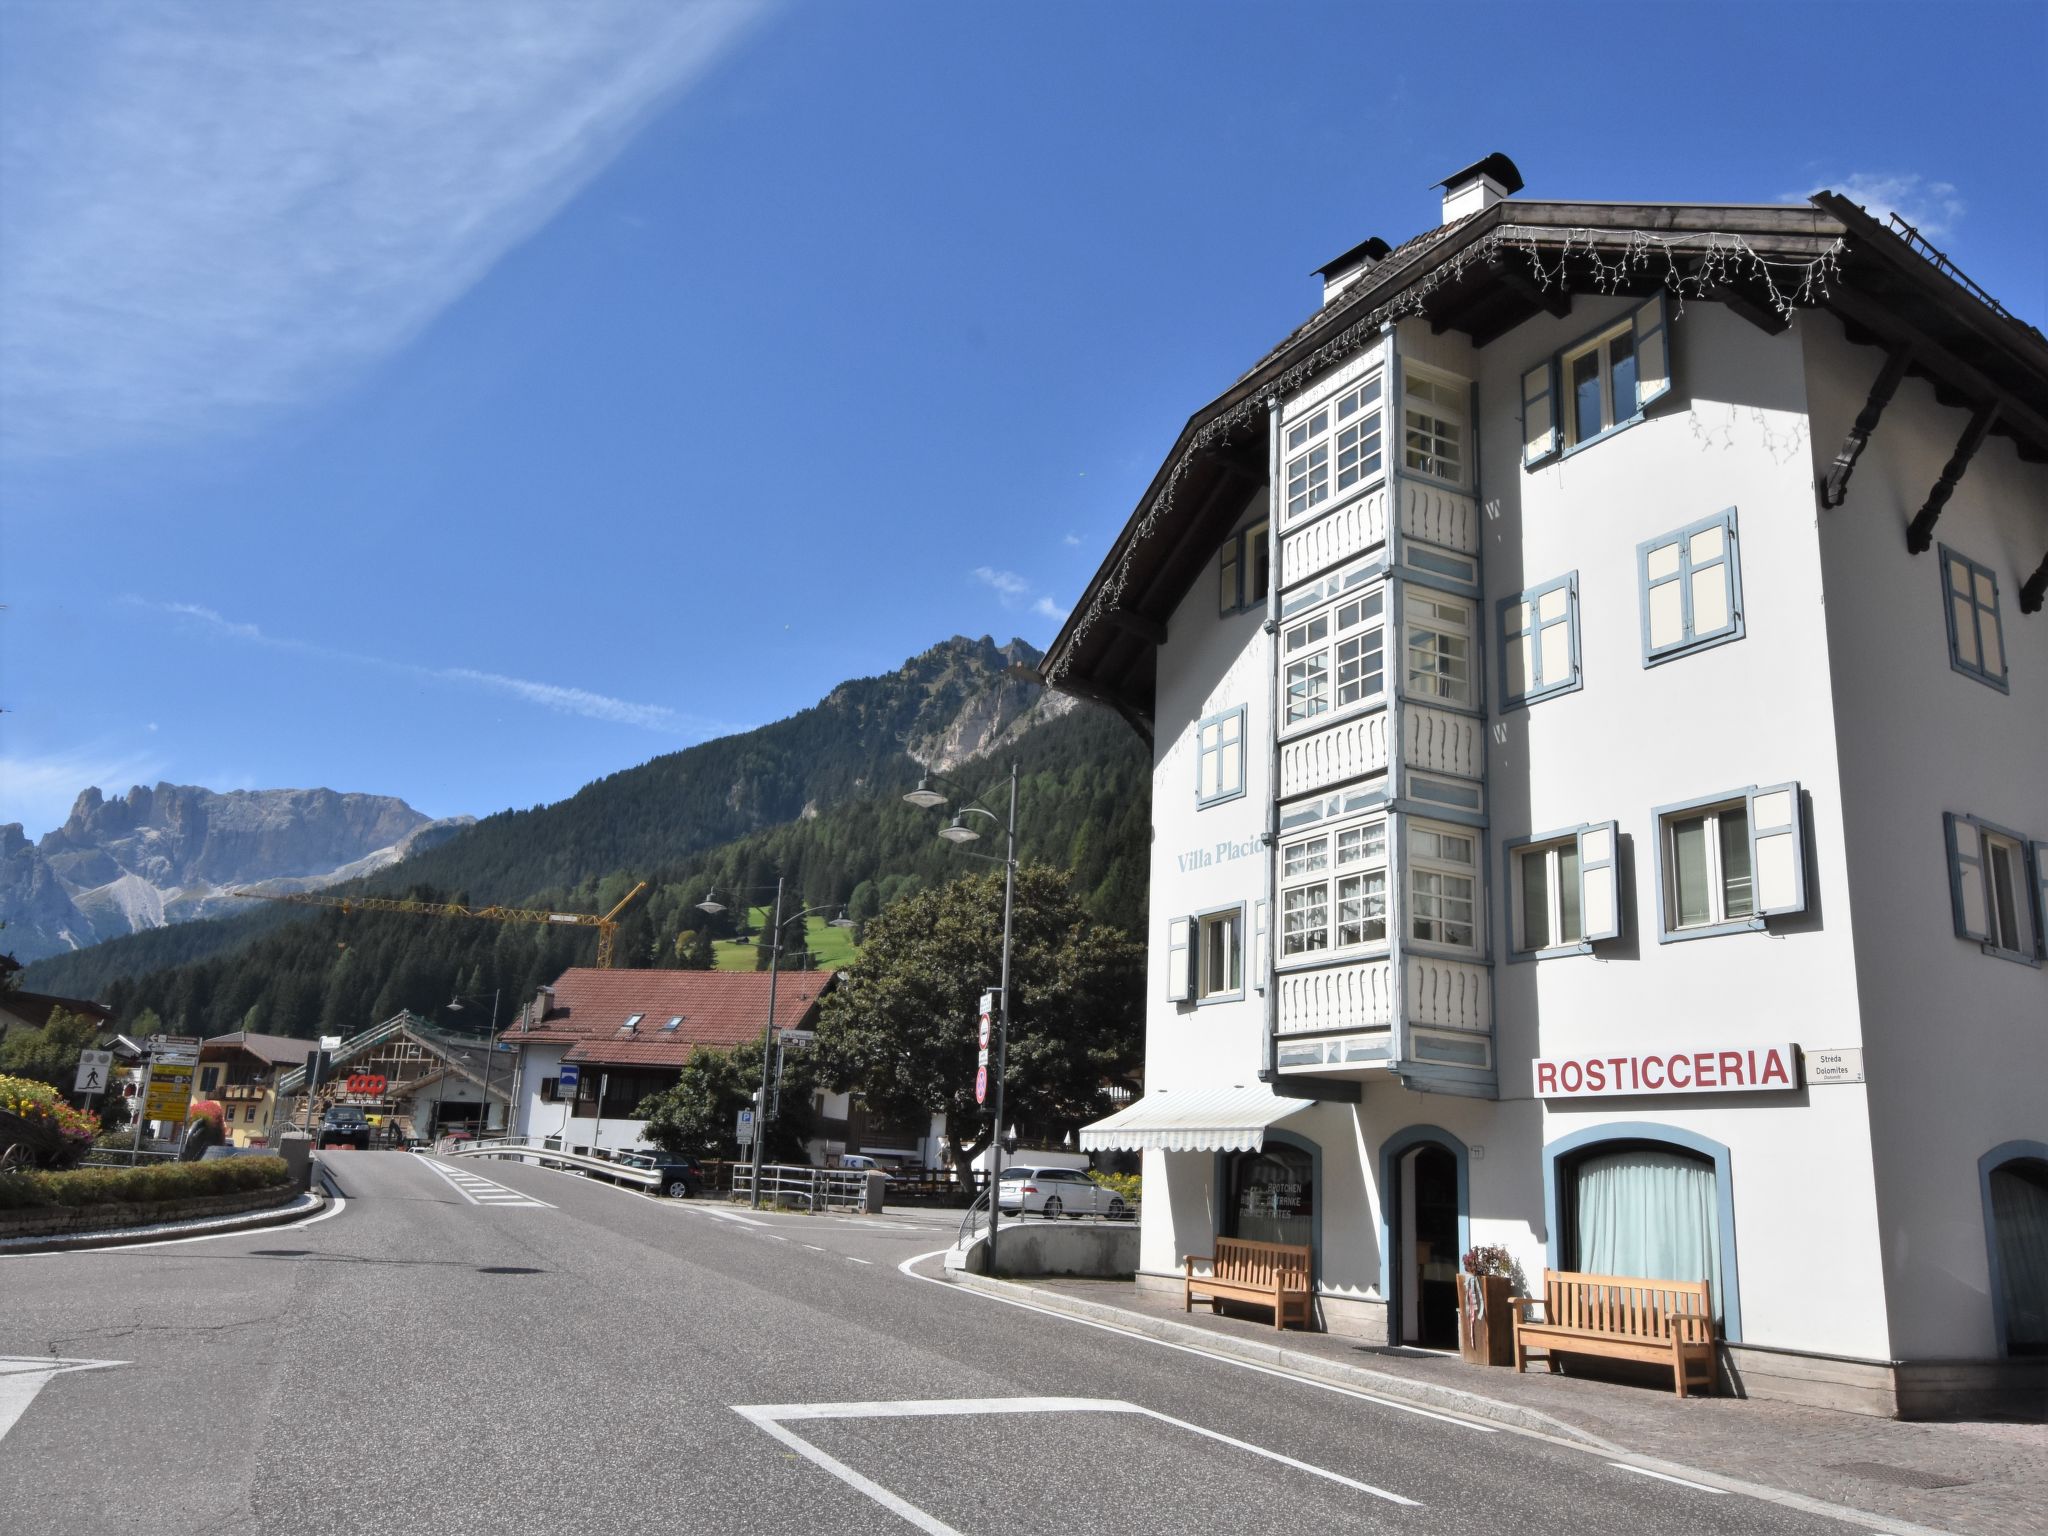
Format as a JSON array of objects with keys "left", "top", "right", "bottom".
[
  {"left": 1981, "top": 1145, "right": 2048, "bottom": 1356},
  {"left": 1379, "top": 1126, "right": 1469, "bottom": 1351}
]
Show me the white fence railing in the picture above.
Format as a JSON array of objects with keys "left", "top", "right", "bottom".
[{"left": 448, "top": 1134, "right": 663, "bottom": 1191}]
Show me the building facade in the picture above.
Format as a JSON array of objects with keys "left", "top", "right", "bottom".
[
  {"left": 1055, "top": 157, "right": 2046, "bottom": 1417},
  {"left": 194, "top": 1030, "right": 310, "bottom": 1146}
]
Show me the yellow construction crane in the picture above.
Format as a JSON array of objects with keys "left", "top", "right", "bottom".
[{"left": 232, "top": 881, "right": 650, "bottom": 967}]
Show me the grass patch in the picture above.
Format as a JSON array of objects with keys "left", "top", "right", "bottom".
[
  {"left": 0, "top": 1156, "right": 291, "bottom": 1211},
  {"left": 711, "top": 905, "right": 858, "bottom": 972}
]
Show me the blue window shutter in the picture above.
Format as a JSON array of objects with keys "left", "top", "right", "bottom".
[
  {"left": 1944, "top": 813, "right": 1992, "bottom": 943},
  {"left": 1165, "top": 916, "right": 1194, "bottom": 1002},
  {"left": 1747, "top": 782, "right": 1806, "bottom": 917},
  {"left": 1219, "top": 532, "right": 1242, "bottom": 615},
  {"left": 1522, "top": 360, "right": 1559, "bottom": 467},
  {"left": 1253, "top": 898, "right": 1269, "bottom": 993},
  {"left": 1576, "top": 820, "right": 1622, "bottom": 942},
  {"left": 1633, "top": 293, "right": 1671, "bottom": 410},
  {"left": 2030, "top": 841, "right": 2048, "bottom": 959}
]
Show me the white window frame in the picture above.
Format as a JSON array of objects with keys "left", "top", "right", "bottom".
[
  {"left": 1281, "top": 584, "right": 1386, "bottom": 731},
  {"left": 1945, "top": 812, "right": 2044, "bottom": 966},
  {"left": 1406, "top": 820, "right": 1480, "bottom": 954},
  {"left": 1278, "top": 815, "right": 1388, "bottom": 964},
  {"left": 1654, "top": 783, "right": 1807, "bottom": 943},
  {"left": 1498, "top": 572, "right": 1581, "bottom": 707},
  {"left": 1220, "top": 519, "right": 1271, "bottom": 617},
  {"left": 1196, "top": 904, "right": 1245, "bottom": 1002},
  {"left": 1638, "top": 508, "right": 1743, "bottom": 666},
  {"left": 1281, "top": 373, "right": 1386, "bottom": 525},
  {"left": 1401, "top": 367, "right": 1468, "bottom": 487},
  {"left": 1195, "top": 707, "right": 1247, "bottom": 807},
  {"left": 1939, "top": 545, "right": 2009, "bottom": 693},
  {"left": 1525, "top": 294, "right": 1672, "bottom": 467},
  {"left": 1512, "top": 836, "right": 1584, "bottom": 955},
  {"left": 1403, "top": 587, "right": 1475, "bottom": 707}
]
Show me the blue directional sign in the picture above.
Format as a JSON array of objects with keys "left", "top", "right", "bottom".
[{"left": 558, "top": 1064, "right": 581, "bottom": 1093}]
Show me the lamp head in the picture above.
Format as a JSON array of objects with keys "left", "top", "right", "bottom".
[
  {"left": 902, "top": 777, "right": 948, "bottom": 810},
  {"left": 444, "top": 998, "right": 464, "bottom": 1012},
  {"left": 826, "top": 908, "right": 855, "bottom": 929},
  {"left": 696, "top": 890, "right": 726, "bottom": 915},
  {"left": 938, "top": 816, "right": 980, "bottom": 844}
]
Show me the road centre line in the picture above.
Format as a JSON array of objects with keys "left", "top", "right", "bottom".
[
  {"left": 893, "top": 1248, "right": 1495, "bottom": 1435},
  {"left": 733, "top": 1396, "right": 1416, "bottom": 1519},
  {"left": 846, "top": 1256, "right": 873, "bottom": 1265}
]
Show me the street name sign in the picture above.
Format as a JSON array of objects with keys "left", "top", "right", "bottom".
[
  {"left": 1802, "top": 1046, "right": 1865, "bottom": 1085},
  {"left": 73, "top": 1050, "right": 113, "bottom": 1094},
  {"left": 781, "top": 1029, "right": 815, "bottom": 1046}
]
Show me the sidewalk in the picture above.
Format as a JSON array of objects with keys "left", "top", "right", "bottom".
[{"left": 946, "top": 1269, "right": 2046, "bottom": 1536}]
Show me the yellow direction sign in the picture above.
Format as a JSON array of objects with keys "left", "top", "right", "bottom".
[{"left": 144, "top": 1062, "right": 194, "bottom": 1122}]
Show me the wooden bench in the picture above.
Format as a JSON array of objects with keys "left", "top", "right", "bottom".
[
  {"left": 1184, "top": 1236, "right": 1313, "bottom": 1331},
  {"left": 1512, "top": 1269, "right": 1718, "bottom": 1397}
]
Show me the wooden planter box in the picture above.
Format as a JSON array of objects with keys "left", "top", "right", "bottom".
[{"left": 1459, "top": 1274, "right": 1514, "bottom": 1366}]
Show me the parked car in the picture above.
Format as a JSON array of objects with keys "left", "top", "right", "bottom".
[
  {"left": 997, "top": 1165, "right": 1127, "bottom": 1220},
  {"left": 316, "top": 1106, "right": 371, "bottom": 1151},
  {"left": 836, "top": 1154, "right": 892, "bottom": 1178},
  {"left": 615, "top": 1150, "right": 703, "bottom": 1199}
]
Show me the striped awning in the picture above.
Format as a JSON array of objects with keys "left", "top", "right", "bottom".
[{"left": 1079, "top": 1084, "right": 1308, "bottom": 1154}]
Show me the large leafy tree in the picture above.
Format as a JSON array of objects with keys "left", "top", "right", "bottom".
[
  {"left": 0, "top": 1006, "right": 104, "bottom": 1091},
  {"left": 635, "top": 1038, "right": 815, "bottom": 1164},
  {"left": 814, "top": 864, "right": 1142, "bottom": 1183}
]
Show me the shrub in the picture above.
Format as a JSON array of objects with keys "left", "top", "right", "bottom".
[
  {"left": 0, "top": 1156, "right": 290, "bottom": 1211},
  {"left": 1089, "top": 1170, "right": 1141, "bottom": 1205}
]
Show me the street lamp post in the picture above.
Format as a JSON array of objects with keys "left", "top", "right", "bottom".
[
  {"left": 444, "top": 988, "right": 502, "bottom": 1143},
  {"left": 906, "top": 761, "right": 1019, "bottom": 1274},
  {"left": 697, "top": 883, "right": 853, "bottom": 1209}
]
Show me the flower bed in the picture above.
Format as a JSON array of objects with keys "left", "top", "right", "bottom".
[
  {"left": 0, "top": 1074, "right": 102, "bottom": 1171},
  {"left": 0, "top": 1155, "right": 290, "bottom": 1211}
]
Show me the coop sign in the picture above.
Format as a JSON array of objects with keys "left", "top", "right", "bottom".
[{"left": 1533, "top": 1043, "right": 1800, "bottom": 1099}]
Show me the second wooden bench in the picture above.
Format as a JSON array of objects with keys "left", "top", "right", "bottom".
[{"left": 1184, "top": 1236, "right": 1313, "bottom": 1331}]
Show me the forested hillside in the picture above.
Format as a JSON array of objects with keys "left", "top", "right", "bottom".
[{"left": 28, "top": 640, "right": 1152, "bottom": 1040}]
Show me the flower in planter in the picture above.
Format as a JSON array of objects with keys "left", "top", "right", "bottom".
[{"left": 1461, "top": 1243, "right": 1514, "bottom": 1278}]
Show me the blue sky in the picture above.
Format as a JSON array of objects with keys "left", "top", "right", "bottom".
[{"left": 3, "top": 0, "right": 2043, "bottom": 839}]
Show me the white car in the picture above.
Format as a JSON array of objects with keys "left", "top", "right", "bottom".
[{"left": 997, "top": 1165, "right": 1128, "bottom": 1220}]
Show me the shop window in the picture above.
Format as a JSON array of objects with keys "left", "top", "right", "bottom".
[
  {"left": 1985, "top": 1155, "right": 2048, "bottom": 1356},
  {"left": 1945, "top": 813, "right": 2046, "bottom": 965},
  {"left": 1654, "top": 783, "right": 1806, "bottom": 942},
  {"left": 1638, "top": 508, "right": 1743, "bottom": 666},
  {"left": 1566, "top": 1143, "right": 1723, "bottom": 1322},
  {"left": 1225, "top": 1141, "right": 1314, "bottom": 1251},
  {"left": 1940, "top": 545, "right": 2008, "bottom": 692}
]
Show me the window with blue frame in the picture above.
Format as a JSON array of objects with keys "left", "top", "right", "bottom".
[
  {"left": 1944, "top": 812, "right": 2045, "bottom": 965},
  {"left": 1498, "top": 573, "right": 1581, "bottom": 706},
  {"left": 1524, "top": 296, "right": 1672, "bottom": 466},
  {"left": 1939, "top": 545, "right": 2009, "bottom": 692},
  {"left": 1194, "top": 707, "right": 1246, "bottom": 807},
  {"left": 1637, "top": 509, "right": 1743, "bottom": 666}
]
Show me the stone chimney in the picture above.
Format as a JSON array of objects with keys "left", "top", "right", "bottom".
[
  {"left": 1314, "top": 236, "right": 1392, "bottom": 306},
  {"left": 1436, "top": 152, "right": 1524, "bottom": 223}
]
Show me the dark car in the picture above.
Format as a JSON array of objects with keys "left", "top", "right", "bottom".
[
  {"left": 616, "top": 1150, "right": 703, "bottom": 1199},
  {"left": 316, "top": 1106, "right": 371, "bottom": 1151}
]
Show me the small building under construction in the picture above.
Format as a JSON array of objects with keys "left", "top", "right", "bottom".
[{"left": 274, "top": 1012, "right": 514, "bottom": 1143}]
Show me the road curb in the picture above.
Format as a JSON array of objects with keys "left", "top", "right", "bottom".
[
  {"left": 938, "top": 1266, "right": 1622, "bottom": 1451},
  {"left": 0, "top": 1186, "right": 328, "bottom": 1254}
]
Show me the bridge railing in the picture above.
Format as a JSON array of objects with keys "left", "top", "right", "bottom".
[
  {"left": 446, "top": 1134, "right": 663, "bottom": 1191},
  {"left": 733, "top": 1162, "right": 868, "bottom": 1212}
]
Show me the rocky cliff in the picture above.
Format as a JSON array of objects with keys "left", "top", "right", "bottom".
[{"left": 0, "top": 785, "right": 471, "bottom": 962}]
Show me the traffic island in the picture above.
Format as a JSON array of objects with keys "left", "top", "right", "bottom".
[{"left": 0, "top": 1156, "right": 313, "bottom": 1251}]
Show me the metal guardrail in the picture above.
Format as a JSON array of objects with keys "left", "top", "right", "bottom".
[
  {"left": 955, "top": 1183, "right": 1139, "bottom": 1247},
  {"left": 447, "top": 1135, "right": 666, "bottom": 1192},
  {"left": 734, "top": 1163, "right": 868, "bottom": 1212}
]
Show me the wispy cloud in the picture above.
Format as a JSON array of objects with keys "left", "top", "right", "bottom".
[
  {"left": 972, "top": 567, "right": 1032, "bottom": 599},
  {"left": 130, "top": 597, "right": 725, "bottom": 736},
  {"left": 1031, "top": 595, "right": 1070, "bottom": 621},
  {"left": 1062, "top": 533, "right": 1082, "bottom": 547},
  {"left": 1795, "top": 173, "right": 1966, "bottom": 240},
  {"left": 0, "top": 2, "right": 762, "bottom": 459},
  {"left": 0, "top": 742, "right": 171, "bottom": 838}
]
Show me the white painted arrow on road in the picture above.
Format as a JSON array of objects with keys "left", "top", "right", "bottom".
[{"left": 0, "top": 1357, "right": 122, "bottom": 1445}]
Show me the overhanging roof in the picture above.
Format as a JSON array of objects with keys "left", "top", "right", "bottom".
[
  {"left": 1042, "top": 192, "right": 2048, "bottom": 724},
  {"left": 1079, "top": 1083, "right": 1308, "bottom": 1154}
]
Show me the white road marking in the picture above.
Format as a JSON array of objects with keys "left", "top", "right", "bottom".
[
  {"left": 894, "top": 1248, "right": 1494, "bottom": 1434},
  {"left": 732, "top": 1395, "right": 1417, "bottom": 1523},
  {"left": 802, "top": 1244, "right": 825, "bottom": 1252},
  {"left": 1610, "top": 1463, "right": 1723, "bottom": 1493},
  {"left": 418, "top": 1157, "right": 553, "bottom": 1208},
  {"left": 0, "top": 1358, "right": 120, "bottom": 1445},
  {"left": 846, "top": 1256, "right": 873, "bottom": 1265}
]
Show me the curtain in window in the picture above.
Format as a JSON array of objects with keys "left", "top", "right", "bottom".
[
  {"left": 1990, "top": 1162, "right": 2048, "bottom": 1354},
  {"left": 1574, "top": 1147, "right": 1721, "bottom": 1313}
]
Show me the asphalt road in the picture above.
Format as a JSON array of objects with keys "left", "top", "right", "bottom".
[{"left": 2, "top": 1154, "right": 1890, "bottom": 1535}]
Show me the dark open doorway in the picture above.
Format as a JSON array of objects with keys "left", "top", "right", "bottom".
[{"left": 1397, "top": 1143, "right": 1460, "bottom": 1348}]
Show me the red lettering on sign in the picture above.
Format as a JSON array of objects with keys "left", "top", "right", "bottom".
[
  {"left": 1560, "top": 1061, "right": 1583, "bottom": 1093},
  {"left": 1536, "top": 1061, "right": 1557, "bottom": 1094},
  {"left": 1641, "top": 1056, "right": 1664, "bottom": 1090},
  {"left": 1720, "top": 1050, "right": 1745, "bottom": 1086},
  {"left": 1695, "top": 1052, "right": 1717, "bottom": 1089},
  {"left": 1610, "top": 1057, "right": 1632, "bottom": 1092},
  {"left": 1586, "top": 1059, "right": 1605, "bottom": 1091},
  {"left": 1668, "top": 1054, "right": 1692, "bottom": 1089},
  {"left": 1761, "top": 1048, "right": 1791, "bottom": 1086}
]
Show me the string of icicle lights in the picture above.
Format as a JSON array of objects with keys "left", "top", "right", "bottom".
[{"left": 1050, "top": 224, "right": 1848, "bottom": 682}]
